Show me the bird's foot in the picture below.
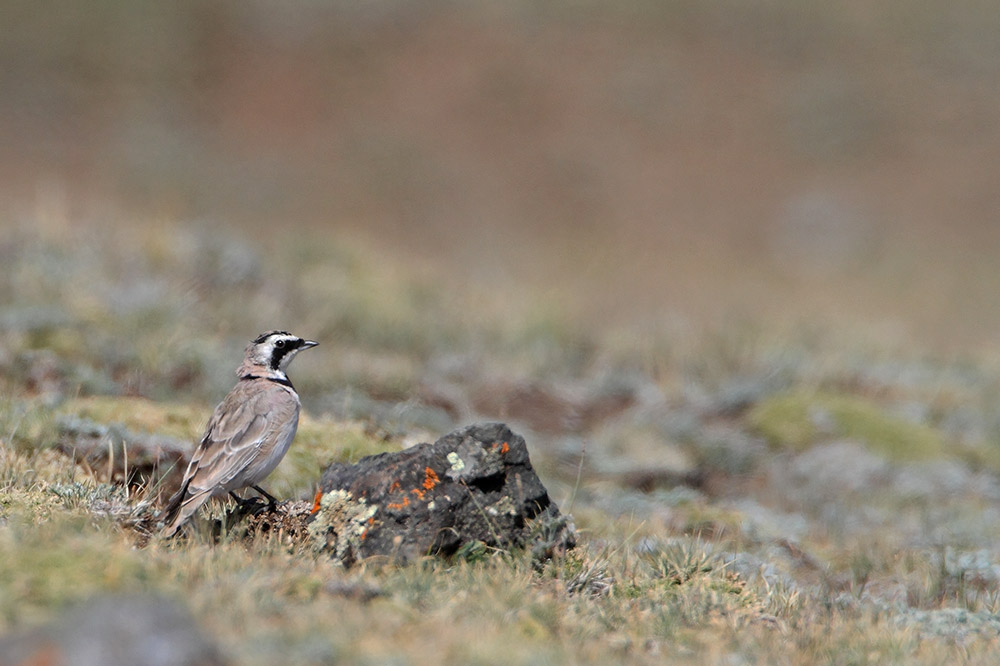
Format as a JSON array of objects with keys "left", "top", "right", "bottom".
[
  {"left": 230, "top": 494, "right": 269, "bottom": 517},
  {"left": 251, "top": 485, "right": 278, "bottom": 514}
]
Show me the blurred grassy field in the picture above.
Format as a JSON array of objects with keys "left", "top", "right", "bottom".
[
  {"left": 5, "top": 1, "right": 1000, "bottom": 664},
  {"left": 6, "top": 0, "right": 1000, "bottom": 348},
  {"left": 3, "top": 219, "right": 1000, "bottom": 664}
]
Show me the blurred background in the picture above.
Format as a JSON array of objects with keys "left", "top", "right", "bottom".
[
  {"left": 7, "top": 6, "right": 1000, "bottom": 660},
  {"left": 5, "top": 0, "right": 1000, "bottom": 354}
]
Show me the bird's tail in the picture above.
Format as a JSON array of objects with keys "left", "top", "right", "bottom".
[{"left": 159, "top": 482, "right": 212, "bottom": 538}]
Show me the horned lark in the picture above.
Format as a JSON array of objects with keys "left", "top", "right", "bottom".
[{"left": 160, "top": 330, "right": 318, "bottom": 537}]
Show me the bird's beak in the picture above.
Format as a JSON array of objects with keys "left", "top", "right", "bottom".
[{"left": 300, "top": 340, "right": 319, "bottom": 349}]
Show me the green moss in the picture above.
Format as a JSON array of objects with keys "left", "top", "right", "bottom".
[
  {"left": 60, "top": 396, "right": 208, "bottom": 441},
  {"left": 748, "top": 390, "right": 947, "bottom": 460},
  {"left": 24, "top": 326, "right": 86, "bottom": 357}
]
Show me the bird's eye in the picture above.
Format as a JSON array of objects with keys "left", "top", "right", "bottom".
[{"left": 275, "top": 339, "right": 286, "bottom": 349}]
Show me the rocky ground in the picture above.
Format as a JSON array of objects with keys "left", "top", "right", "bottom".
[{"left": 2, "top": 223, "right": 1000, "bottom": 664}]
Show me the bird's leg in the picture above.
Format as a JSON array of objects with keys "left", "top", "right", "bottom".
[
  {"left": 251, "top": 485, "right": 278, "bottom": 513},
  {"left": 229, "top": 491, "right": 266, "bottom": 514}
]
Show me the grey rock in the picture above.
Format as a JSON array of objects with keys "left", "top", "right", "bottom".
[
  {"left": 728, "top": 499, "right": 809, "bottom": 543},
  {"left": 858, "top": 576, "right": 909, "bottom": 607},
  {"left": 689, "top": 424, "right": 768, "bottom": 478},
  {"left": 934, "top": 548, "right": 1000, "bottom": 588},
  {"left": 0, "top": 594, "right": 227, "bottom": 666},
  {"left": 788, "top": 441, "right": 891, "bottom": 500},
  {"left": 720, "top": 551, "right": 799, "bottom": 591},
  {"left": 893, "top": 460, "right": 1000, "bottom": 502},
  {"left": 893, "top": 607, "right": 1000, "bottom": 641},
  {"left": 55, "top": 416, "right": 190, "bottom": 496},
  {"left": 584, "top": 418, "right": 700, "bottom": 492},
  {"left": 0, "top": 305, "right": 73, "bottom": 333},
  {"left": 579, "top": 486, "right": 700, "bottom": 524},
  {"left": 711, "top": 374, "right": 786, "bottom": 417}
]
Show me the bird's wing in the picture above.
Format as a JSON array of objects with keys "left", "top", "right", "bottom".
[{"left": 182, "top": 383, "right": 293, "bottom": 494}]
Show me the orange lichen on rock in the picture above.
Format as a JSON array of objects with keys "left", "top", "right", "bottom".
[
  {"left": 423, "top": 467, "right": 439, "bottom": 490},
  {"left": 407, "top": 466, "right": 441, "bottom": 501},
  {"left": 311, "top": 490, "right": 323, "bottom": 514},
  {"left": 387, "top": 496, "right": 410, "bottom": 510},
  {"left": 500, "top": 442, "right": 509, "bottom": 454},
  {"left": 359, "top": 516, "right": 376, "bottom": 540},
  {"left": 389, "top": 480, "right": 402, "bottom": 493}
]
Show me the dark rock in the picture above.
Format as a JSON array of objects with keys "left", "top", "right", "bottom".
[
  {"left": 0, "top": 594, "right": 227, "bottom": 666},
  {"left": 312, "top": 422, "right": 575, "bottom": 564}
]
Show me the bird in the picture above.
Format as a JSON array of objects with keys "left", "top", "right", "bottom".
[{"left": 160, "top": 330, "right": 318, "bottom": 537}]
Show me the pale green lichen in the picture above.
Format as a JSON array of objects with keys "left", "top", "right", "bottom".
[
  {"left": 486, "top": 495, "right": 517, "bottom": 517},
  {"left": 447, "top": 451, "right": 465, "bottom": 472},
  {"left": 307, "top": 490, "right": 379, "bottom": 562}
]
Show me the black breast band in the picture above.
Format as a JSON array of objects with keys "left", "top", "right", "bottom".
[{"left": 240, "top": 374, "right": 295, "bottom": 390}]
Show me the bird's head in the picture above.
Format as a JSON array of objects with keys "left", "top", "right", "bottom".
[{"left": 240, "top": 330, "right": 318, "bottom": 376}]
